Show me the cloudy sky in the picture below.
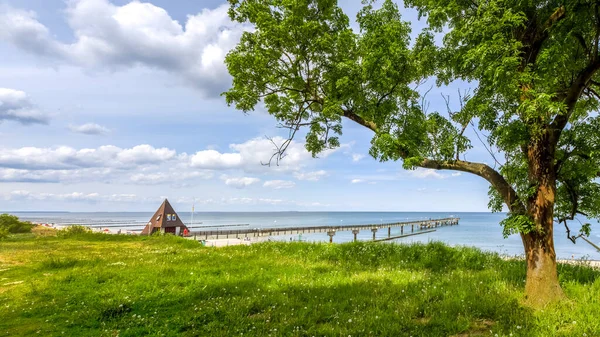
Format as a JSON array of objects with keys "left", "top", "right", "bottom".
[{"left": 0, "top": 0, "right": 496, "bottom": 212}]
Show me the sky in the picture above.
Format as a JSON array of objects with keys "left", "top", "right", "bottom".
[{"left": 0, "top": 0, "right": 498, "bottom": 212}]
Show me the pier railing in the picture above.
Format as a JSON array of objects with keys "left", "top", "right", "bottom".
[{"left": 189, "top": 217, "right": 459, "bottom": 241}]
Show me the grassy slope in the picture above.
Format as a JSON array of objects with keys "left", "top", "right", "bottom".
[{"left": 0, "top": 234, "right": 599, "bottom": 337}]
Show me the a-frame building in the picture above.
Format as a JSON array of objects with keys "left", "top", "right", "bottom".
[{"left": 141, "top": 199, "right": 188, "bottom": 236}]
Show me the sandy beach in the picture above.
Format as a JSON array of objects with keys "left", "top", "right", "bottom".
[
  {"left": 198, "top": 237, "right": 271, "bottom": 247},
  {"left": 193, "top": 237, "right": 600, "bottom": 268},
  {"left": 502, "top": 256, "right": 600, "bottom": 268},
  {"left": 558, "top": 259, "right": 600, "bottom": 268}
]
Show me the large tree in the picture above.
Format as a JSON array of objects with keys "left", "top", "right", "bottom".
[{"left": 223, "top": 0, "right": 600, "bottom": 306}]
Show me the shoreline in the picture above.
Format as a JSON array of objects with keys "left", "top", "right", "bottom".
[
  {"left": 32, "top": 224, "right": 600, "bottom": 264},
  {"left": 501, "top": 255, "right": 600, "bottom": 268},
  {"left": 197, "top": 237, "right": 600, "bottom": 266}
]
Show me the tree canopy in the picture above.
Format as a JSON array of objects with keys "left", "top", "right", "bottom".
[{"left": 224, "top": 0, "right": 600, "bottom": 305}]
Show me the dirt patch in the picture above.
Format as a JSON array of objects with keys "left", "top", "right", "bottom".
[
  {"left": 450, "top": 319, "right": 495, "bottom": 337},
  {"left": 32, "top": 226, "right": 57, "bottom": 237},
  {"left": 0, "top": 257, "right": 26, "bottom": 266},
  {"left": 413, "top": 317, "right": 431, "bottom": 325}
]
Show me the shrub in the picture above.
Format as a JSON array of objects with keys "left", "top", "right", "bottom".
[
  {"left": 0, "top": 227, "right": 8, "bottom": 239},
  {"left": 57, "top": 225, "right": 92, "bottom": 238},
  {"left": 0, "top": 214, "right": 33, "bottom": 234}
]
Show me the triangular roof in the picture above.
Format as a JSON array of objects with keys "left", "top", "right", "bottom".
[{"left": 141, "top": 199, "right": 188, "bottom": 235}]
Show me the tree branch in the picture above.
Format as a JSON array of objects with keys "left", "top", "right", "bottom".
[
  {"left": 573, "top": 32, "right": 590, "bottom": 56},
  {"left": 521, "top": 6, "right": 566, "bottom": 68},
  {"left": 563, "top": 219, "right": 578, "bottom": 244},
  {"left": 342, "top": 109, "right": 378, "bottom": 132},
  {"left": 419, "top": 159, "right": 525, "bottom": 213},
  {"left": 586, "top": 87, "right": 600, "bottom": 100},
  {"left": 551, "top": 59, "right": 600, "bottom": 139},
  {"left": 340, "top": 110, "right": 524, "bottom": 213}
]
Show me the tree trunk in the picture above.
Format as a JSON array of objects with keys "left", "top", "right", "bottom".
[
  {"left": 522, "top": 229, "right": 564, "bottom": 307},
  {"left": 523, "top": 135, "right": 565, "bottom": 307}
]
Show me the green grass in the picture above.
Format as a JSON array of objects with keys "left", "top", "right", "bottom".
[{"left": 1, "top": 233, "right": 599, "bottom": 336}]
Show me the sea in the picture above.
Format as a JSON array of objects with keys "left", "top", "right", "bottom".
[{"left": 10, "top": 211, "right": 600, "bottom": 260}]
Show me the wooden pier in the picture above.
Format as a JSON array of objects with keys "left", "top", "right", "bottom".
[{"left": 189, "top": 217, "right": 459, "bottom": 242}]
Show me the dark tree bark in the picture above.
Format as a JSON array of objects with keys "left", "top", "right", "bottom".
[{"left": 521, "top": 132, "right": 565, "bottom": 306}]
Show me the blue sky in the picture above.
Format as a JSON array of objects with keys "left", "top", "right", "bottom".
[{"left": 0, "top": 0, "right": 497, "bottom": 212}]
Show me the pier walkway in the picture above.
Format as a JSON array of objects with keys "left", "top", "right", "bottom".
[{"left": 189, "top": 217, "right": 459, "bottom": 242}]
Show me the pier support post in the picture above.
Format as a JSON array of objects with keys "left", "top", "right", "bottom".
[
  {"left": 401, "top": 226, "right": 404, "bottom": 235},
  {"left": 411, "top": 224, "right": 414, "bottom": 233},
  {"left": 327, "top": 230, "right": 336, "bottom": 243},
  {"left": 352, "top": 229, "right": 360, "bottom": 242},
  {"left": 371, "top": 228, "right": 377, "bottom": 241},
  {"left": 387, "top": 227, "right": 391, "bottom": 238}
]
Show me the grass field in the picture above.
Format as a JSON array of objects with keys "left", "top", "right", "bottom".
[{"left": 1, "top": 231, "right": 599, "bottom": 336}]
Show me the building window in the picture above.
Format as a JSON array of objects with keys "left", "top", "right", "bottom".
[
  {"left": 167, "top": 214, "right": 172, "bottom": 221},
  {"left": 172, "top": 214, "right": 177, "bottom": 221}
]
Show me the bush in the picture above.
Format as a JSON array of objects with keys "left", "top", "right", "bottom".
[
  {"left": 0, "top": 227, "right": 8, "bottom": 239},
  {"left": 0, "top": 214, "right": 33, "bottom": 234},
  {"left": 57, "top": 225, "right": 92, "bottom": 238}
]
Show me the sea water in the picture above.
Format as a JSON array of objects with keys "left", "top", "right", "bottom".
[{"left": 11, "top": 211, "right": 600, "bottom": 260}]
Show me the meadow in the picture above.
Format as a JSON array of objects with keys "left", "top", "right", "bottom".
[{"left": 1, "top": 230, "right": 599, "bottom": 336}]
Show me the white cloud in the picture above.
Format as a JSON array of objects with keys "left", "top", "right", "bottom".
[
  {"left": 451, "top": 172, "right": 462, "bottom": 177},
  {"left": 352, "top": 154, "right": 365, "bottom": 162},
  {"left": 220, "top": 197, "right": 285, "bottom": 205},
  {"left": 0, "top": 136, "right": 337, "bottom": 187},
  {"left": 2, "top": 190, "right": 333, "bottom": 209},
  {"left": 351, "top": 179, "right": 365, "bottom": 184},
  {"left": 222, "top": 176, "right": 260, "bottom": 189},
  {"left": 129, "top": 171, "right": 213, "bottom": 185},
  {"left": 189, "top": 150, "right": 242, "bottom": 170},
  {"left": 408, "top": 168, "right": 447, "bottom": 179},
  {"left": 219, "top": 197, "right": 330, "bottom": 207},
  {"left": 229, "top": 137, "right": 317, "bottom": 170},
  {"left": 7, "top": 190, "right": 141, "bottom": 203},
  {"left": 293, "top": 170, "right": 328, "bottom": 181},
  {"left": 0, "top": 168, "right": 113, "bottom": 183},
  {"left": 0, "top": 1, "right": 249, "bottom": 97},
  {"left": 117, "top": 145, "right": 176, "bottom": 165},
  {"left": 263, "top": 180, "right": 295, "bottom": 189},
  {"left": 68, "top": 123, "right": 110, "bottom": 135},
  {"left": 189, "top": 137, "right": 320, "bottom": 173},
  {"left": 0, "top": 168, "right": 60, "bottom": 183},
  {"left": 0, "top": 88, "right": 48, "bottom": 124},
  {"left": 0, "top": 144, "right": 176, "bottom": 170}
]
